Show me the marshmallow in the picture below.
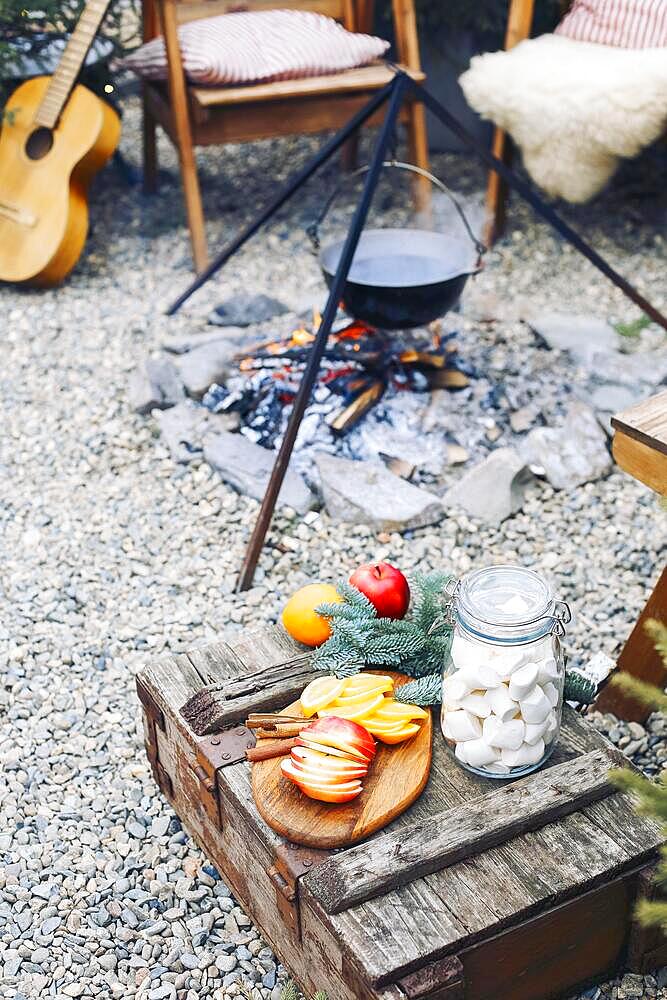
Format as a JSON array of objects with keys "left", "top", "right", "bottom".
[
  {"left": 544, "top": 710, "right": 559, "bottom": 741},
  {"left": 508, "top": 662, "right": 539, "bottom": 701},
  {"left": 463, "top": 738, "right": 502, "bottom": 768},
  {"left": 543, "top": 681, "right": 559, "bottom": 707},
  {"left": 457, "top": 662, "right": 502, "bottom": 691},
  {"left": 450, "top": 635, "right": 481, "bottom": 670},
  {"left": 484, "top": 761, "right": 512, "bottom": 775},
  {"left": 486, "top": 684, "right": 520, "bottom": 724},
  {"left": 454, "top": 741, "right": 469, "bottom": 764},
  {"left": 483, "top": 715, "right": 525, "bottom": 750},
  {"left": 486, "top": 645, "right": 529, "bottom": 680},
  {"left": 537, "top": 656, "right": 559, "bottom": 684},
  {"left": 524, "top": 716, "right": 550, "bottom": 745},
  {"left": 519, "top": 686, "right": 552, "bottom": 724},
  {"left": 499, "top": 594, "right": 530, "bottom": 616},
  {"left": 501, "top": 738, "right": 545, "bottom": 768},
  {"left": 442, "top": 673, "right": 471, "bottom": 707},
  {"left": 459, "top": 691, "right": 493, "bottom": 718},
  {"left": 444, "top": 709, "right": 482, "bottom": 742}
]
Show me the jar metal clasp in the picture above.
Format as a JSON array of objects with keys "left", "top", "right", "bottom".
[{"left": 551, "top": 600, "right": 572, "bottom": 637}]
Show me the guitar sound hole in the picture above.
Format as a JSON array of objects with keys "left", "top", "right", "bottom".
[{"left": 25, "top": 127, "right": 54, "bottom": 160}]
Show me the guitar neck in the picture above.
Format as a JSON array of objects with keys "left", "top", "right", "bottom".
[{"left": 34, "top": 0, "right": 113, "bottom": 129}]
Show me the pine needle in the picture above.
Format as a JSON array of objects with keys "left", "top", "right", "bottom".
[{"left": 279, "top": 982, "right": 300, "bottom": 1000}]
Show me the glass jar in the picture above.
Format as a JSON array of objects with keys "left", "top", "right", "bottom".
[{"left": 441, "top": 565, "right": 570, "bottom": 779}]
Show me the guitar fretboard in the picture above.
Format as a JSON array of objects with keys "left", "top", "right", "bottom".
[{"left": 34, "top": 0, "right": 112, "bottom": 129}]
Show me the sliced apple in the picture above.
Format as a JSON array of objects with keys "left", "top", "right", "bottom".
[
  {"left": 293, "top": 778, "right": 363, "bottom": 803},
  {"left": 318, "top": 692, "right": 385, "bottom": 722},
  {"left": 295, "top": 737, "right": 363, "bottom": 760},
  {"left": 282, "top": 758, "right": 367, "bottom": 785},
  {"left": 291, "top": 746, "right": 369, "bottom": 775},
  {"left": 302, "top": 716, "right": 376, "bottom": 761},
  {"left": 299, "top": 675, "right": 346, "bottom": 717}
]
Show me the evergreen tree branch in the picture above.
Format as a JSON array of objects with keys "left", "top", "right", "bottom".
[{"left": 395, "top": 673, "right": 442, "bottom": 706}]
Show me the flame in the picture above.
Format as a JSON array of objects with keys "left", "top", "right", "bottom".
[{"left": 291, "top": 327, "right": 316, "bottom": 347}]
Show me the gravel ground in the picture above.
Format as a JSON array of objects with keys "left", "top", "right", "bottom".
[{"left": 1, "top": 90, "right": 666, "bottom": 1000}]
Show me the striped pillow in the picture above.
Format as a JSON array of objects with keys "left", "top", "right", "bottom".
[
  {"left": 556, "top": 0, "right": 667, "bottom": 48},
  {"left": 122, "top": 9, "right": 390, "bottom": 85}
]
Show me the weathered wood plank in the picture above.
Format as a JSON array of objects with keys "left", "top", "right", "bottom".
[
  {"left": 306, "top": 748, "right": 624, "bottom": 914},
  {"left": 329, "top": 797, "right": 648, "bottom": 987},
  {"left": 180, "top": 654, "right": 320, "bottom": 734},
  {"left": 186, "top": 639, "right": 247, "bottom": 684},
  {"left": 583, "top": 792, "right": 664, "bottom": 857},
  {"left": 139, "top": 651, "right": 203, "bottom": 712}
]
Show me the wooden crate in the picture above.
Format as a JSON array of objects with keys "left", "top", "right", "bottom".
[{"left": 136, "top": 624, "right": 666, "bottom": 1000}]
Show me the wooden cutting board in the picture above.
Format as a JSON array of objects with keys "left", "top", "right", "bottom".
[{"left": 251, "top": 671, "right": 433, "bottom": 848}]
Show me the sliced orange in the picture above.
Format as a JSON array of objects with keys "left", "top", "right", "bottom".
[
  {"left": 375, "top": 723, "right": 420, "bottom": 744},
  {"left": 299, "top": 676, "right": 346, "bottom": 717},
  {"left": 333, "top": 685, "right": 393, "bottom": 708},
  {"left": 343, "top": 673, "right": 394, "bottom": 694},
  {"left": 361, "top": 716, "right": 411, "bottom": 736},
  {"left": 318, "top": 692, "right": 385, "bottom": 722},
  {"left": 373, "top": 701, "right": 429, "bottom": 721}
]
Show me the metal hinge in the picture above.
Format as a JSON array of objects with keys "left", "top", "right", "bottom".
[
  {"left": 397, "top": 956, "right": 464, "bottom": 1000},
  {"left": 187, "top": 725, "right": 257, "bottom": 830},
  {"left": 267, "top": 842, "right": 332, "bottom": 941}
]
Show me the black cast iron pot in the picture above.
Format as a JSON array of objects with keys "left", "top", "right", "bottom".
[{"left": 310, "top": 161, "right": 486, "bottom": 330}]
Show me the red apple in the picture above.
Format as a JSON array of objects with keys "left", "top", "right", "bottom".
[{"left": 349, "top": 562, "right": 410, "bottom": 619}]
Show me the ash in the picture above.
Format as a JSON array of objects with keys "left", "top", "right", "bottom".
[{"left": 201, "top": 315, "right": 485, "bottom": 491}]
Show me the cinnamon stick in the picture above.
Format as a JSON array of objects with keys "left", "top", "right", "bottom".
[
  {"left": 246, "top": 738, "right": 298, "bottom": 762},
  {"left": 255, "top": 723, "right": 306, "bottom": 739}
]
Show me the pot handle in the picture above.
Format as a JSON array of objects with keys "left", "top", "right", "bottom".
[{"left": 306, "top": 159, "right": 487, "bottom": 268}]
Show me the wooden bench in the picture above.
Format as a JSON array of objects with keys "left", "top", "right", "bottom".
[
  {"left": 594, "top": 389, "right": 667, "bottom": 722},
  {"left": 137, "top": 623, "right": 665, "bottom": 1000}
]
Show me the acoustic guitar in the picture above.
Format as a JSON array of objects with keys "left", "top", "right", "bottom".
[{"left": 0, "top": 0, "right": 120, "bottom": 286}]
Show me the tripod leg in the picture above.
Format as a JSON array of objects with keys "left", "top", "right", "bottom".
[{"left": 237, "top": 75, "right": 409, "bottom": 591}]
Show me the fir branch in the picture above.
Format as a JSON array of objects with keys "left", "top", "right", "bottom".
[
  {"left": 316, "top": 601, "right": 361, "bottom": 622},
  {"left": 410, "top": 571, "right": 452, "bottom": 634},
  {"left": 394, "top": 672, "right": 442, "bottom": 706},
  {"left": 611, "top": 672, "right": 667, "bottom": 714},
  {"left": 333, "top": 661, "right": 363, "bottom": 680},
  {"left": 335, "top": 579, "right": 378, "bottom": 617},
  {"left": 636, "top": 899, "right": 667, "bottom": 930},
  {"left": 279, "top": 983, "right": 299, "bottom": 1000},
  {"left": 646, "top": 618, "right": 667, "bottom": 664},
  {"left": 314, "top": 574, "right": 452, "bottom": 677},
  {"left": 563, "top": 671, "right": 597, "bottom": 705}
]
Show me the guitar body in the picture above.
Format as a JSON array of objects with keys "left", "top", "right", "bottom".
[{"left": 0, "top": 76, "right": 120, "bottom": 286}]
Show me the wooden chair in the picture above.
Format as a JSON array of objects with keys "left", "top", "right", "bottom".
[
  {"left": 483, "top": 0, "right": 577, "bottom": 244},
  {"left": 142, "top": 0, "right": 429, "bottom": 273}
]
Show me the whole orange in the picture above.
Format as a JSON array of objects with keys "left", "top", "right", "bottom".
[{"left": 281, "top": 583, "right": 342, "bottom": 646}]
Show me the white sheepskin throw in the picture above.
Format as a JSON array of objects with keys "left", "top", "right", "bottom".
[{"left": 460, "top": 34, "right": 667, "bottom": 203}]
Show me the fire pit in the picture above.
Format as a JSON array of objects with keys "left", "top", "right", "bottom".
[{"left": 201, "top": 312, "right": 471, "bottom": 454}]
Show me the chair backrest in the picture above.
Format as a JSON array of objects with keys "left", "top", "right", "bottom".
[
  {"left": 174, "top": 0, "right": 355, "bottom": 29},
  {"left": 143, "top": 0, "right": 422, "bottom": 74}
]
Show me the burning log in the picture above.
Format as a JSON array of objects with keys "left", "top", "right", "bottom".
[
  {"left": 327, "top": 380, "right": 386, "bottom": 434},
  {"left": 213, "top": 313, "right": 474, "bottom": 444}
]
